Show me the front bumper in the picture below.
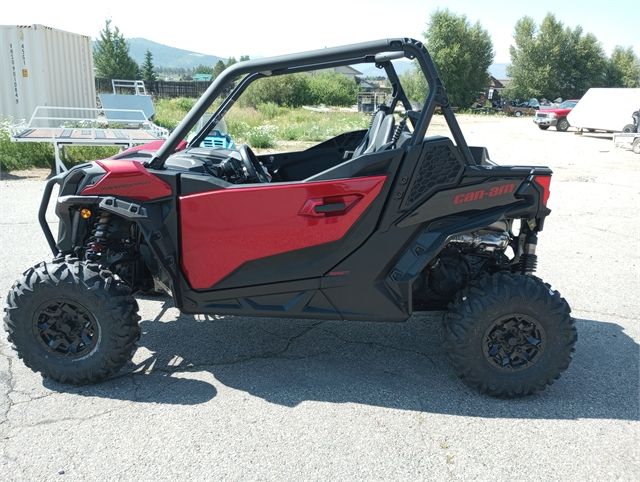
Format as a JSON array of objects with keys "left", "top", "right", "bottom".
[{"left": 533, "top": 116, "right": 557, "bottom": 127}]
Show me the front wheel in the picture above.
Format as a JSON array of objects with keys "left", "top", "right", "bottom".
[
  {"left": 633, "top": 138, "right": 640, "bottom": 154},
  {"left": 3, "top": 259, "right": 140, "bottom": 384},
  {"left": 556, "top": 118, "right": 570, "bottom": 132},
  {"left": 622, "top": 124, "right": 636, "bottom": 133},
  {"left": 444, "top": 273, "right": 576, "bottom": 397}
]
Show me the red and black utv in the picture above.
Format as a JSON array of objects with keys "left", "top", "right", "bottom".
[{"left": 4, "top": 38, "right": 576, "bottom": 397}]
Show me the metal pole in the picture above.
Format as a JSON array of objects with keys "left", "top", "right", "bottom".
[{"left": 54, "top": 143, "right": 68, "bottom": 175}]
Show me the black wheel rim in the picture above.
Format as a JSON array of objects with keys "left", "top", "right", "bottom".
[
  {"left": 33, "top": 300, "right": 99, "bottom": 358},
  {"left": 483, "top": 314, "right": 545, "bottom": 371}
]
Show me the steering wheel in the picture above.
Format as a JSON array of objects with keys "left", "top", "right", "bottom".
[{"left": 238, "top": 144, "right": 271, "bottom": 183}]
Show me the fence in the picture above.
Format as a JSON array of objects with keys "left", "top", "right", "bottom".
[{"left": 95, "top": 78, "right": 212, "bottom": 99}]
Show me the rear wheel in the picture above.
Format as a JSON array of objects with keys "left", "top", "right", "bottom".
[
  {"left": 3, "top": 259, "right": 140, "bottom": 384},
  {"left": 538, "top": 125, "right": 550, "bottom": 130},
  {"left": 444, "top": 273, "right": 576, "bottom": 397},
  {"left": 514, "top": 110, "right": 523, "bottom": 117},
  {"left": 556, "top": 118, "right": 570, "bottom": 132},
  {"left": 622, "top": 124, "right": 635, "bottom": 133}
]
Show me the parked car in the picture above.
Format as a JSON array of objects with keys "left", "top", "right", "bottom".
[
  {"left": 504, "top": 99, "right": 539, "bottom": 117},
  {"left": 533, "top": 100, "right": 579, "bottom": 131}
]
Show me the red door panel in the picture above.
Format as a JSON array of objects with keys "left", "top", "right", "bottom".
[{"left": 179, "top": 176, "right": 387, "bottom": 289}]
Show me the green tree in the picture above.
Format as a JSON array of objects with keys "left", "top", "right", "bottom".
[
  {"left": 307, "top": 72, "right": 358, "bottom": 106},
  {"left": 93, "top": 19, "right": 139, "bottom": 79},
  {"left": 241, "top": 74, "right": 311, "bottom": 107},
  {"left": 226, "top": 56, "right": 237, "bottom": 68},
  {"left": 239, "top": 55, "right": 250, "bottom": 62},
  {"left": 424, "top": 9, "right": 494, "bottom": 107},
  {"left": 194, "top": 64, "right": 214, "bottom": 75},
  {"left": 141, "top": 50, "right": 157, "bottom": 82},
  {"left": 212, "top": 60, "right": 227, "bottom": 79},
  {"left": 507, "top": 14, "right": 607, "bottom": 100},
  {"left": 605, "top": 46, "right": 640, "bottom": 87},
  {"left": 400, "top": 65, "right": 429, "bottom": 105}
]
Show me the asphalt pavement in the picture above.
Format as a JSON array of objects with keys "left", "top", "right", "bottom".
[{"left": 1, "top": 116, "right": 638, "bottom": 480}]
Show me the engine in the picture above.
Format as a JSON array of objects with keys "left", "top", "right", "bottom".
[
  {"left": 164, "top": 148, "right": 249, "bottom": 183},
  {"left": 414, "top": 222, "right": 517, "bottom": 309}
]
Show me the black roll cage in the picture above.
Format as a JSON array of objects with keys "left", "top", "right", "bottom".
[{"left": 149, "top": 37, "right": 474, "bottom": 170}]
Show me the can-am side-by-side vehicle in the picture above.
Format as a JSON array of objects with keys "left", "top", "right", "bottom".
[{"left": 4, "top": 38, "right": 576, "bottom": 397}]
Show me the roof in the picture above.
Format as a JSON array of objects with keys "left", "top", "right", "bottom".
[
  {"left": 358, "top": 79, "right": 377, "bottom": 90},
  {"left": 489, "top": 76, "right": 505, "bottom": 89},
  {"left": 333, "top": 65, "right": 362, "bottom": 76}
]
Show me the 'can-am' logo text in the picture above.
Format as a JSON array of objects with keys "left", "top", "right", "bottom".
[{"left": 453, "top": 183, "right": 515, "bottom": 205}]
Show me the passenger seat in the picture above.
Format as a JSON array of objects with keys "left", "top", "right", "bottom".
[{"left": 352, "top": 109, "right": 387, "bottom": 157}]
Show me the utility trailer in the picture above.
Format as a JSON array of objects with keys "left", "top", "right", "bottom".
[
  {"left": 11, "top": 106, "right": 168, "bottom": 173},
  {"left": 613, "top": 133, "right": 640, "bottom": 154},
  {"left": 567, "top": 88, "right": 640, "bottom": 133}
]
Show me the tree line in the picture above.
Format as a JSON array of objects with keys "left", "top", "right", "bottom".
[
  {"left": 92, "top": 20, "right": 358, "bottom": 106},
  {"left": 94, "top": 13, "right": 640, "bottom": 109},
  {"left": 93, "top": 20, "right": 250, "bottom": 83},
  {"left": 402, "top": 10, "right": 639, "bottom": 107}
]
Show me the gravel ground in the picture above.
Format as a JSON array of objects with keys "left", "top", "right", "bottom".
[{"left": 1, "top": 115, "right": 639, "bottom": 480}]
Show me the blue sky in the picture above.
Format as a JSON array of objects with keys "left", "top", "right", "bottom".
[{"left": 3, "top": 0, "right": 638, "bottom": 62}]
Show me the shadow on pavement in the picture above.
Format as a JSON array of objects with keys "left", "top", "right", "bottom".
[{"left": 51, "top": 300, "right": 640, "bottom": 420}]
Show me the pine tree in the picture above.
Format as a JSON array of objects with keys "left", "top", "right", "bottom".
[
  {"left": 93, "top": 19, "right": 139, "bottom": 79},
  {"left": 212, "top": 60, "right": 226, "bottom": 79},
  {"left": 141, "top": 50, "right": 157, "bottom": 82}
]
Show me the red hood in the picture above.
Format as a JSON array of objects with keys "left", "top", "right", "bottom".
[
  {"left": 113, "top": 139, "right": 187, "bottom": 158},
  {"left": 539, "top": 107, "right": 573, "bottom": 115},
  {"left": 538, "top": 101, "right": 579, "bottom": 115}
]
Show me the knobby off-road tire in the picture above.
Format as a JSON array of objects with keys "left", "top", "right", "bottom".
[
  {"left": 4, "top": 259, "right": 140, "bottom": 384},
  {"left": 622, "top": 124, "right": 635, "bottom": 133},
  {"left": 444, "top": 273, "right": 576, "bottom": 398}
]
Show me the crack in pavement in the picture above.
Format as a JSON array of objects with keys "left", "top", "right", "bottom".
[
  {"left": 0, "top": 351, "right": 16, "bottom": 427},
  {"left": 319, "top": 328, "right": 442, "bottom": 367},
  {"left": 7, "top": 408, "right": 119, "bottom": 431},
  {"left": 143, "top": 320, "right": 329, "bottom": 374}
]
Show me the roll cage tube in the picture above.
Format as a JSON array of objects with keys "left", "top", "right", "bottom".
[{"left": 148, "top": 38, "right": 474, "bottom": 170}]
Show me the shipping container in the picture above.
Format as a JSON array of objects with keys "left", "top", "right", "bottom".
[{"left": 0, "top": 24, "right": 96, "bottom": 124}]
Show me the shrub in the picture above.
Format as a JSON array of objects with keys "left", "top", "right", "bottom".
[
  {"left": 64, "top": 146, "right": 120, "bottom": 164},
  {"left": 307, "top": 72, "right": 358, "bottom": 106},
  {"left": 247, "top": 125, "right": 276, "bottom": 148},
  {"left": 257, "top": 102, "right": 285, "bottom": 119},
  {"left": 0, "top": 121, "right": 53, "bottom": 171},
  {"left": 241, "top": 74, "right": 311, "bottom": 108},
  {"left": 154, "top": 97, "right": 196, "bottom": 130}
]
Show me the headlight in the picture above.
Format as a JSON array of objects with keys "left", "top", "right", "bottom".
[{"left": 548, "top": 112, "right": 557, "bottom": 118}]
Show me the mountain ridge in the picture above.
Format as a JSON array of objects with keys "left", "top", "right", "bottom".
[
  {"left": 122, "top": 38, "right": 510, "bottom": 79},
  {"left": 125, "top": 38, "right": 226, "bottom": 69}
]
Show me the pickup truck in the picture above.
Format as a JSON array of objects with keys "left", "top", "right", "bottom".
[
  {"left": 533, "top": 100, "right": 579, "bottom": 131},
  {"left": 504, "top": 99, "right": 539, "bottom": 117}
]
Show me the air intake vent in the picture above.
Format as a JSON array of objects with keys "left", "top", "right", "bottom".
[{"left": 402, "top": 138, "right": 465, "bottom": 210}]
